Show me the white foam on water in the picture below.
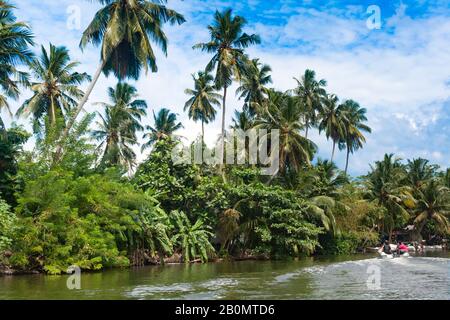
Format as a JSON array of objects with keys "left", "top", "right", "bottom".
[
  {"left": 414, "top": 256, "right": 449, "bottom": 262},
  {"left": 126, "top": 282, "right": 193, "bottom": 298},
  {"left": 274, "top": 271, "right": 302, "bottom": 283},
  {"left": 301, "top": 266, "right": 326, "bottom": 275},
  {"left": 273, "top": 258, "right": 380, "bottom": 283},
  {"left": 198, "top": 278, "right": 239, "bottom": 290}
]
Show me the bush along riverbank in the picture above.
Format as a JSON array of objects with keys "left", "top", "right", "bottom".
[
  {"left": 1, "top": 135, "right": 448, "bottom": 275},
  {"left": 1, "top": 3, "right": 449, "bottom": 275}
]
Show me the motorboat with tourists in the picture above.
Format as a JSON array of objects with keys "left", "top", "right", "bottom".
[
  {"left": 379, "top": 251, "right": 410, "bottom": 259},
  {"left": 377, "top": 241, "right": 410, "bottom": 259}
]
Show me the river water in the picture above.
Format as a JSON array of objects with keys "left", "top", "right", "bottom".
[{"left": 0, "top": 252, "right": 448, "bottom": 300}]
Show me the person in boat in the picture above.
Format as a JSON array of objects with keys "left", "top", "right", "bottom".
[
  {"left": 413, "top": 241, "right": 419, "bottom": 252},
  {"left": 380, "top": 240, "right": 392, "bottom": 254},
  {"left": 397, "top": 242, "right": 409, "bottom": 255}
]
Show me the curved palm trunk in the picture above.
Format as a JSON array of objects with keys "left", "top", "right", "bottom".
[
  {"left": 331, "top": 140, "right": 336, "bottom": 162},
  {"left": 344, "top": 146, "right": 350, "bottom": 174},
  {"left": 413, "top": 215, "right": 429, "bottom": 241},
  {"left": 54, "top": 60, "right": 106, "bottom": 162}
]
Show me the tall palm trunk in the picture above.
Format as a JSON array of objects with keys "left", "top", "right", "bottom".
[
  {"left": 50, "top": 96, "right": 56, "bottom": 125},
  {"left": 220, "top": 85, "right": 227, "bottom": 169},
  {"left": 305, "top": 118, "right": 309, "bottom": 139},
  {"left": 331, "top": 140, "right": 336, "bottom": 162},
  {"left": 345, "top": 145, "right": 350, "bottom": 174},
  {"left": 201, "top": 119, "right": 205, "bottom": 147},
  {"left": 54, "top": 60, "right": 106, "bottom": 162}
]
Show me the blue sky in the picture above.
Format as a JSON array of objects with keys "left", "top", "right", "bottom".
[{"left": 2, "top": 0, "right": 450, "bottom": 175}]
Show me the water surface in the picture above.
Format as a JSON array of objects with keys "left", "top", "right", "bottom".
[{"left": 1, "top": 253, "right": 448, "bottom": 300}]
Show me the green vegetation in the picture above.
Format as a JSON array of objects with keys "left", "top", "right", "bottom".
[{"left": 0, "top": 1, "right": 448, "bottom": 274}]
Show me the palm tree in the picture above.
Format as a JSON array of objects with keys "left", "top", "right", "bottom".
[
  {"left": 339, "top": 100, "right": 371, "bottom": 174},
  {"left": 142, "top": 108, "right": 183, "bottom": 151},
  {"left": 366, "top": 154, "right": 412, "bottom": 241},
  {"left": 92, "top": 83, "right": 147, "bottom": 170},
  {"left": 443, "top": 169, "right": 450, "bottom": 189},
  {"left": 17, "top": 44, "right": 90, "bottom": 132},
  {"left": 405, "top": 158, "right": 437, "bottom": 190},
  {"left": 412, "top": 180, "right": 449, "bottom": 240},
  {"left": 236, "top": 58, "right": 272, "bottom": 116},
  {"left": 230, "top": 108, "right": 255, "bottom": 165},
  {"left": 318, "top": 94, "right": 345, "bottom": 162},
  {"left": 299, "top": 159, "right": 348, "bottom": 236},
  {"left": 58, "top": 0, "right": 185, "bottom": 155},
  {"left": 231, "top": 109, "right": 254, "bottom": 131},
  {"left": 184, "top": 71, "right": 221, "bottom": 145},
  {"left": 306, "top": 196, "right": 339, "bottom": 236},
  {"left": 0, "top": 0, "right": 33, "bottom": 128},
  {"left": 292, "top": 69, "right": 327, "bottom": 139},
  {"left": 170, "top": 210, "right": 215, "bottom": 263},
  {"left": 299, "top": 158, "right": 348, "bottom": 197},
  {"left": 194, "top": 9, "right": 260, "bottom": 163},
  {"left": 254, "top": 90, "right": 316, "bottom": 174}
]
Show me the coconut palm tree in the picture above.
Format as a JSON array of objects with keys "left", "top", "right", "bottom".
[
  {"left": 17, "top": 44, "right": 90, "bottom": 132},
  {"left": 231, "top": 109, "right": 254, "bottom": 131},
  {"left": 339, "top": 100, "right": 371, "bottom": 174},
  {"left": 412, "top": 180, "right": 449, "bottom": 240},
  {"left": 92, "top": 83, "right": 147, "bottom": 170},
  {"left": 141, "top": 108, "right": 183, "bottom": 151},
  {"left": 194, "top": 9, "right": 260, "bottom": 163},
  {"left": 184, "top": 71, "right": 221, "bottom": 145},
  {"left": 366, "top": 154, "right": 412, "bottom": 241},
  {"left": 58, "top": 0, "right": 185, "bottom": 155},
  {"left": 318, "top": 94, "right": 345, "bottom": 162},
  {"left": 443, "top": 168, "right": 450, "bottom": 189},
  {"left": 0, "top": 0, "right": 33, "bottom": 128},
  {"left": 236, "top": 58, "right": 272, "bottom": 116},
  {"left": 299, "top": 158, "right": 348, "bottom": 198},
  {"left": 292, "top": 69, "right": 327, "bottom": 139},
  {"left": 298, "top": 159, "right": 348, "bottom": 236},
  {"left": 254, "top": 90, "right": 316, "bottom": 174},
  {"left": 405, "top": 158, "right": 437, "bottom": 190}
]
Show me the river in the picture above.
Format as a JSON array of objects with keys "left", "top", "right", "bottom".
[{"left": 1, "top": 252, "right": 448, "bottom": 300}]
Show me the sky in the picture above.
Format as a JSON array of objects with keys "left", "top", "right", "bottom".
[{"left": 2, "top": 0, "right": 450, "bottom": 176}]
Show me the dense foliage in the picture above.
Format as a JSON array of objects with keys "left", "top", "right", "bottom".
[{"left": 0, "top": 1, "right": 448, "bottom": 274}]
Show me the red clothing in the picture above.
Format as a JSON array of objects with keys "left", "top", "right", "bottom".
[{"left": 398, "top": 244, "right": 408, "bottom": 251}]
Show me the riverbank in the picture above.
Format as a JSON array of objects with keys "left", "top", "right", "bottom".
[
  {"left": 3, "top": 248, "right": 448, "bottom": 276},
  {"left": 0, "top": 252, "right": 271, "bottom": 276}
]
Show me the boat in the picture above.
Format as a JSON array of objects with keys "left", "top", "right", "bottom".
[
  {"left": 378, "top": 251, "right": 409, "bottom": 259},
  {"left": 379, "top": 252, "right": 394, "bottom": 259}
]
